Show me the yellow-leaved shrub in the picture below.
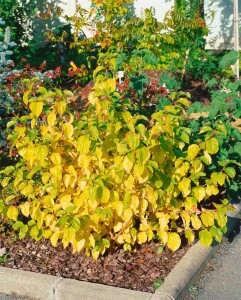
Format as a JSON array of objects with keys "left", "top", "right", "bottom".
[{"left": 0, "top": 71, "right": 233, "bottom": 259}]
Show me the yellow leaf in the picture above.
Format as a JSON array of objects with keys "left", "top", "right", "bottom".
[
  {"left": 112, "top": 201, "right": 123, "bottom": 217},
  {"left": 193, "top": 186, "right": 206, "bottom": 202},
  {"left": 50, "top": 165, "right": 62, "bottom": 180},
  {"left": 101, "top": 187, "right": 110, "bottom": 204},
  {"left": 126, "top": 132, "right": 140, "bottom": 150},
  {"left": 205, "top": 138, "right": 219, "bottom": 154},
  {"left": 19, "top": 202, "right": 30, "bottom": 217},
  {"left": 123, "top": 208, "right": 133, "bottom": 222},
  {"left": 63, "top": 174, "right": 72, "bottom": 188},
  {"left": 76, "top": 136, "right": 91, "bottom": 155},
  {"left": 56, "top": 101, "right": 67, "bottom": 116},
  {"left": 185, "top": 229, "right": 195, "bottom": 245},
  {"left": 124, "top": 175, "right": 135, "bottom": 189},
  {"left": 50, "top": 232, "right": 60, "bottom": 247},
  {"left": 167, "top": 232, "right": 181, "bottom": 251},
  {"left": 23, "top": 90, "right": 29, "bottom": 105},
  {"left": 137, "top": 232, "right": 147, "bottom": 244},
  {"left": 206, "top": 185, "right": 219, "bottom": 196},
  {"left": 42, "top": 172, "right": 51, "bottom": 184},
  {"left": 136, "top": 147, "right": 150, "bottom": 165},
  {"left": 130, "top": 195, "right": 139, "bottom": 211},
  {"left": 73, "top": 238, "right": 85, "bottom": 253},
  {"left": 35, "top": 145, "right": 48, "bottom": 162},
  {"left": 62, "top": 123, "right": 74, "bottom": 139},
  {"left": 29, "top": 101, "right": 43, "bottom": 118},
  {"left": 113, "top": 222, "right": 123, "bottom": 233},
  {"left": 191, "top": 214, "right": 202, "bottom": 230},
  {"left": 181, "top": 211, "right": 190, "bottom": 229},
  {"left": 92, "top": 250, "right": 100, "bottom": 260},
  {"left": 199, "top": 229, "right": 213, "bottom": 246},
  {"left": 157, "top": 213, "right": 170, "bottom": 231},
  {"left": 50, "top": 152, "right": 62, "bottom": 165},
  {"left": 43, "top": 229, "right": 52, "bottom": 239},
  {"left": 188, "top": 144, "right": 200, "bottom": 160},
  {"left": 59, "top": 194, "right": 72, "bottom": 210},
  {"left": 47, "top": 111, "right": 56, "bottom": 126},
  {"left": 42, "top": 196, "right": 54, "bottom": 208},
  {"left": 7, "top": 206, "right": 18, "bottom": 221},
  {"left": 178, "top": 177, "right": 191, "bottom": 197},
  {"left": 201, "top": 211, "right": 214, "bottom": 227},
  {"left": 123, "top": 156, "right": 133, "bottom": 173},
  {"left": 88, "top": 91, "right": 98, "bottom": 105},
  {"left": 157, "top": 230, "right": 168, "bottom": 245}
]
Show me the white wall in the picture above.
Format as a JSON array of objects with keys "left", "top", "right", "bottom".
[{"left": 204, "top": 0, "right": 241, "bottom": 49}]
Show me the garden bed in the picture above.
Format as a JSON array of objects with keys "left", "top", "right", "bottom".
[{"left": 0, "top": 233, "right": 189, "bottom": 293}]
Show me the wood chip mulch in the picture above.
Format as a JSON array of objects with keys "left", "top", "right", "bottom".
[{"left": 0, "top": 235, "right": 190, "bottom": 293}]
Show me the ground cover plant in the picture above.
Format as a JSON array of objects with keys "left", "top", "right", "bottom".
[{"left": 0, "top": 0, "right": 241, "bottom": 292}]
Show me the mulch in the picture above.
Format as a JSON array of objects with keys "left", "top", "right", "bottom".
[{"left": 0, "top": 233, "right": 190, "bottom": 293}]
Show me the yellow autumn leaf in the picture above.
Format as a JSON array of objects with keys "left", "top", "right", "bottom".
[
  {"left": 199, "top": 229, "right": 213, "bottom": 246},
  {"left": 56, "top": 101, "right": 67, "bottom": 116},
  {"left": 35, "top": 145, "right": 48, "bottom": 162},
  {"left": 187, "top": 144, "right": 200, "bottom": 160},
  {"left": 167, "top": 232, "right": 181, "bottom": 251},
  {"left": 92, "top": 250, "right": 100, "bottom": 260},
  {"left": 191, "top": 214, "right": 202, "bottom": 230},
  {"left": 201, "top": 211, "right": 214, "bottom": 227},
  {"left": 76, "top": 136, "right": 91, "bottom": 155},
  {"left": 157, "top": 230, "right": 168, "bottom": 245},
  {"left": 47, "top": 111, "right": 56, "bottom": 126},
  {"left": 7, "top": 206, "right": 19, "bottom": 221},
  {"left": 185, "top": 229, "right": 195, "bottom": 244},
  {"left": 137, "top": 232, "right": 147, "bottom": 244},
  {"left": 50, "top": 232, "right": 60, "bottom": 247},
  {"left": 123, "top": 156, "right": 133, "bottom": 173},
  {"left": 19, "top": 202, "right": 30, "bottom": 217},
  {"left": 205, "top": 138, "right": 219, "bottom": 154},
  {"left": 50, "top": 165, "right": 62, "bottom": 180},
  {"left": 193, "top": 186, "right": 206, "bottom": 202},
  {"left": 178, "top": 177, "right": 191, "bottom": 197},
  {"left": 59, "top": 194, "right": 72, "bottom": 210},
  {"left": 29, "top": 101, "right": 43, "bottom": 118},
  {"left": 50, "top": 152, "right": 62, "bottom": 165},
  {"left": 62, "top": 123, "right": 74, "bottom": 139}
]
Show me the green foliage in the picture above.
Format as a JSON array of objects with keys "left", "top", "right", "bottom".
[
  {"left": 0, "top": 69, "right": 235, "bottom": 259},
  {"left": 188, "top": 77, "right": 241, "bottom": 203}
]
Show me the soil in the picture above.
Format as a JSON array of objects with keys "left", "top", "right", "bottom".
[{"left": 0, "top": 232, "right": 190, "bottom": 293}]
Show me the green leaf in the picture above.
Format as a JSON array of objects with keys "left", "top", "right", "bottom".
[
  {"left": 199, "top": 229, "right": 213, "bottom": 246},
  {"left": 153, "top": 279, "right": 164, "bottom": 290},
  {"left": 224, "top": 167, "right": 236, "bottom": 179},
  {"left": 210, "top": 226, "right": 222, "bottom": 243},
  {"left": 157, "top": 247, "right": 164, "bottom": 254}
]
